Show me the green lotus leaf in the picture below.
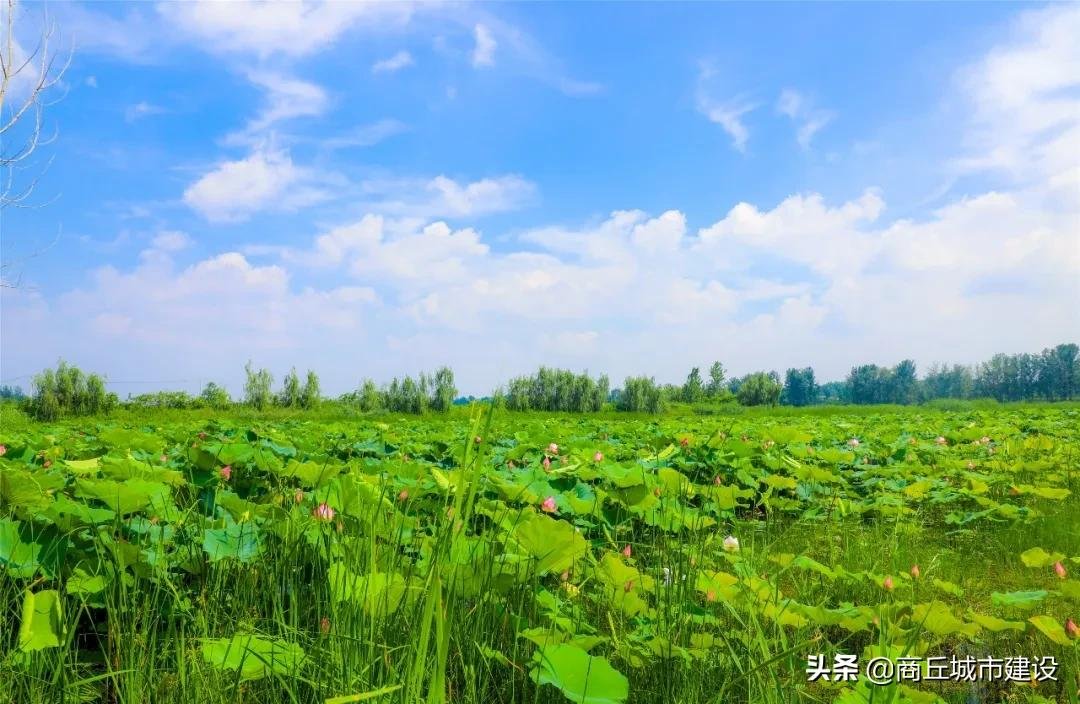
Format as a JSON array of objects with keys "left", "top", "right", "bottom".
[
  {"left": 1028, "top": 615, "right": 1072, "bottom": 646},
  {"left": 530, "top": 644, "right": 629, "bottom": 704},
  {"left": 1020, "top": 547, "right": 1066, "bottom": 568},
  {"left": 18, "top": 589, "right": 64, "bottom": 652},
  {"left": 200, "top": 634, "right": 305, "bottom": 681},
  {"left": 328, "top": 564, "right": 406, "bottom": 619}
]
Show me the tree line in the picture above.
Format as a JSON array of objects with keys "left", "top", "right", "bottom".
[{"left": 12, "top": 342, "right": 1077, "bottom": 420}]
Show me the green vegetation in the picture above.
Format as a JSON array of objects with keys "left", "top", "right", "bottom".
[{"left": 2, "top": 403, "right": 1078, "bottom": 704}]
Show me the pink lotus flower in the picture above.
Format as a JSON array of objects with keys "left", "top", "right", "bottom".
[
  {"left": 397, "top": 489, "right": 409, "bottom": 502},
  {"left": 1054, "top": 561, "right": 1067, "bottom": 579},
  {"left": 541, "top": 496, "right": 557, "bottom": 513},
  {"left": 313, "top": 502, "right": 336, "bottom": 522},
  {"left": 43, "top": 460, "right": 51, "bottom": 468},
  {"left": 910, "top": 564, "right": 921, "bottom": 579},
  {"left": 1066, "top": 619, "right": 1079, "bottom": 638},
  {"left": 542, "top": 456, "right": 551, "bottom": 471},
  {"left": 706, "top": 589, "right": 717, "bottom": 602},
  {"left": 219, "top": 465, "right": 232, "bottom": 481},
  {"left": 622, "top": 544, "right": 632, "bottom": 558},
  {"left": 883, "top": 576, "right": 894, "bottom": 591},
  {"left": 713, "top": 475, "right": 723, "bottom": 486},
  {"left": 593, "top": 451, "right": 603, "bottom": 462},
  {"left": 547, "top": 443, "right": 559, "bottom": 455},
  {"left": 0, "top": 444, "right": 6, "bottom": 456},
  {"left": 848, "top": 438, "right": 859, "bottom": 447}
]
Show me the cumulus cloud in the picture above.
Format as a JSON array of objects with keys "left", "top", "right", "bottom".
[
  {"left": 183, "top": 147, "right": 330, "bottom": 222},
  {"left": 3, "top": 4, "right": 1077, "bottom": 396}
]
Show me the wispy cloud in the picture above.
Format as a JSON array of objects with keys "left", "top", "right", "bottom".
[
  {"left": 777, "top": 88, "right": 834, "bottom": 149},
  {"left": 372, "top": 50, "right": 415, "bottom": 74},
  {"left": 472, "top": 24, "right": 497, "bottom": 67},
  {"left": 124, "top": 101, "right": 166, "bottom": 123},
  {"left": 225, "top": 72, "right": 330, "bottom": 146},
  {"left": 319, "top": 119, "right": 409, "bottom": 150},
  {"left": 695, "top": 63, "right": 756, "bottom": 152}
]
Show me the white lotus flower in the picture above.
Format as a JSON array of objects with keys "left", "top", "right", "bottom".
[{"left": 722, "top": 535, "right": 740, "bottom": 553}]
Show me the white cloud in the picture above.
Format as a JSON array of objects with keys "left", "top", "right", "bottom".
[
  {"left": 124, "top": 101, "right": 167, "bottom": 123},
  {"left": 697, "top": 97, "right": 756, "bottom": 152},
  {"left": 151, "top": 231, "right": 192, "bottom": 252},
  {"left": 183, "top": 147, "right": 329, "bottom": 222},
  {"left": 320, "top": 119, "right": 408, "bottom": 150},
  {"left": 472, "top": 24, "right": 497, "bottom": 67},
  {"left": 954, "top": 4, "right": 1080, "bottom": 199},
  {"left": 360, "top": 174, "right": 538, "bottom": 218},
  {"left": 372, "top": 50, "right": 414, "bottom": 74},
  {"left": 156, "top": 1, "right": 414, "bottom": 58},
  {"left": 776, "top": 88, "right": 834, "bottom": 149},
  {"left": 85, "top": 76, "right": 98, "bottom": 88},
  {"left": 222, "top": 73, "right": 330, "bottom": 147},
  {"left": 4, "top": 4, "right": 1078, "bottom": 396}
]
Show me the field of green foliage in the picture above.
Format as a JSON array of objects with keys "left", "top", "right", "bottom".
[{"left": 1, "top": 404, "right": 1078, "bottom": 704}]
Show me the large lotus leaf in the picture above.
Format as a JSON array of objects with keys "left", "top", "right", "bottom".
[
  {"left": 1, "top": 467, "right": 59, "bottom": 511},
  {"left": 18, "top": 589, "right": 64, "bottom": 651},
  {"left": 75, "top": 478, "right": 170, "bottom": 515},
  {"left": 694, "top": 570, "right": 740, "bottom": 602},
  {"left": 816, "top": 448, "right": 855, "bottom": 465},
  {"left": 97, "top": 428, "right": 163, "bottom": 454},
  {"left": 277, "top": 459, "right": 340, "bottom": 487},
  {"left": 966, "top": 611, "right": 1025, "bottom": 632},
  {"left": 910, "top": 601, "right": 980, "bottom": 638},
  {"left": 1020, "top": 547, "right": 1066, "bottom": 568},
  {"left": 763, "top": 427, "right": 813, "bottom": 445},
  {"left": 511, "top": 514, "right": 589, "bottom": 574},
  {"left": 1028, "top": 615, "right": 1072, "bottom": 646},
  {"left": 200, "top": 635, "right": 305, "bottom": 682},
  {"left": 530, "top": 644, "right": 629, "bottom": 704},
  {"left": 991, "top": 590, "right": 1048, "bottom": 609},
  {"left": 99, "top": 457, "right": 186, "bottom": 486},
  {"left": 202, "top": 523, "right": 262, "bottom": 563},
  {"left": 327, "top": 563, "right": 406, "bottom": 619},
  {"left": 0, "top": 518, "right": 41, "bottom": 577}
]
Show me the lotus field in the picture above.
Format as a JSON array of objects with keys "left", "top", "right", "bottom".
[{"left": 1, "top": 405, "right": 1078, "bottom": 704}]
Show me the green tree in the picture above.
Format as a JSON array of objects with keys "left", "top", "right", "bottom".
[
  {"left": 617, "top": 376, "right": 664, "bottom": 413},
  {"left": 429, "top": 366, "right": 456, "bottom": 412},
  {"left": 736, "top": 371, "right": 782, "bottom": 407},
  {"left": 681, "top": 367, "right": 705, "bottom": 403},
  {"left": 782, "top": 367, "right": 817, "bottom": 406},
  {"left": 243, "top": 361, "right": 274, "bottom": 410},
  {"left": 199, "top": 382, "right": 232, "bottom": 409},
  {"left": 890, "top": 359, "right": 918, "bottom": 404},
  {"left": 706, "top": 362, "right": 726, "bottom": 397},
  {"left": 26, "top": 360, "right": 115, "bottom": 420},
  {"left": 278, "top": 368, "right": 301, "bottom": 407},
  {"left": 300, "top": 370, "right": 321, "bottom": 409}
]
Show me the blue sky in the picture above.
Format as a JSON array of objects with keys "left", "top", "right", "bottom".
[{"left": 1, "top": 1, "right": 1077, "bottom": 397}]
